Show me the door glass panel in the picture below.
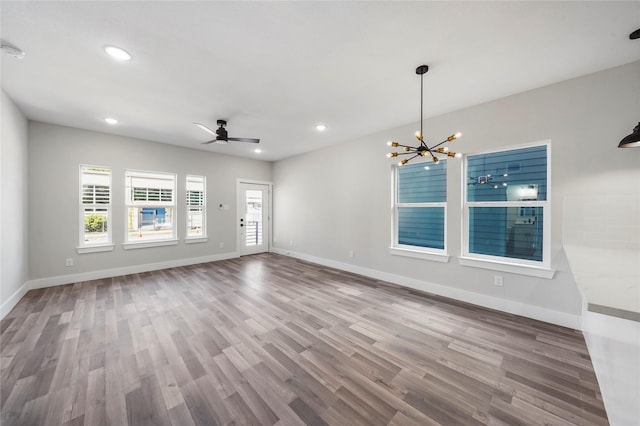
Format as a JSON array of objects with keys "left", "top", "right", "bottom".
[{"left": 245, "top": 190, "right": 263, "bottom": 246}]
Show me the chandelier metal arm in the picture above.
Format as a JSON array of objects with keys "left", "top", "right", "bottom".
[
  {"left": 386, "top": 64, "right": 463, "bottom": 166},
  {"left": 430, "top": 138, "right": 451, "bottom": 150}
]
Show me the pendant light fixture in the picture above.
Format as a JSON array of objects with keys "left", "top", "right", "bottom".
[
  {"left": 617, "top": 30, "right": 640, "bottom": 148},
  {"left": 618, "top": 122, "right": 640, "bottom": 148},
  {"left": 387, "top": 65, "right": 462, "bottom": 166}
]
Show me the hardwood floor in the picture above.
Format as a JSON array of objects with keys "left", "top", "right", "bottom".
[{"left": 1, "top": 253, "right": 608, "bottom": 425}]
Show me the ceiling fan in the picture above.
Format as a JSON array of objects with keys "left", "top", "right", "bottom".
[{"left": 195, "top": 119, "right": 260, "bottom": 145}]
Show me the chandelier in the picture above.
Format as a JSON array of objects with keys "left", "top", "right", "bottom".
[{"left": 387, "top": 65, "right": 462, "bottom": 166}]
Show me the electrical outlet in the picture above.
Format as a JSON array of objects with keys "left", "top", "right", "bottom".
[
  {"left": 289, "top": 239, "right": 294, "bottom": 247},
  {"left": 348, "top": 250, "right": 354, "bottom": 258},
  {"left": 219, "top": 242, "right": 224, "bottom": 249},
  {"left": 65, "top": 258, "right": 73, "bottom": 267},
  {"left": 494, "top": 275, "right": 504, "bottom": 287}
]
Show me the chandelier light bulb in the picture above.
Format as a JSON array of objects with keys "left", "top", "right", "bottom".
[{"left": 455, "top": 152, "right": 462, "bottom": 158}]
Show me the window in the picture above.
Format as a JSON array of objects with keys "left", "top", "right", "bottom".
[
  {"left": 79, "top": 165, "right": 112, "bottom": 249},
  {"left": 391, "top": 160, "right": 447, "bottom": 258},
  {"left": 463, "top": 143, "right": 550, "bottom": 268},
  {"left": 186, "top": 175, "right": 206, "bottom": 239},
  {"left": 125, "top": 170, "right": 176, "bottom": 244}
]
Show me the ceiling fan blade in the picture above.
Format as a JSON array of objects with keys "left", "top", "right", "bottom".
[
  {"left": 194, "top": 122, "right": 217, "bottom": 136},
  {"left": 201, "top": 139, "right": 217, "bottom": 144},
  {"left": 228, "top": 137, "right": 260, "bottom": 144}
]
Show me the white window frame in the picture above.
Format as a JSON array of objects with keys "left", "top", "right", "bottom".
[
  {"left": 185, "top": 174, "right": 207, "bottom": 243},
  {"left": 123, "top": 169, "right": 178, "bottom": 249},
  {"left": 461, "top": 141, "right": 554, "bottom": 278},
  {"left": 389, "top": 159, "right": 449, "bottom": 263},
  {"left": 77, "top": 165, "right": 114, "bottom": 254}
]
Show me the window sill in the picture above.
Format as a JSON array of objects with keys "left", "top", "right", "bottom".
[
  {"left": 76, "top": 244, "right": 115, "bottom": 254},
  {"left": 389, "top": 247, "right": 450, "bottom": 263},
  {"left": 458, "top": 256, "right": 555, "bottom": 279},
  {"left": 123, "top": 239, "right": 179, "bottom": 250},
  {"left": 184, "top": 237, "right": 208, "bottom": 244}
]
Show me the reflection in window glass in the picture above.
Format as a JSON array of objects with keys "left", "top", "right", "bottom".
[
  {"left": 469, "top": 207, "right": 543, "bottom": 262},
  {"left": 464, "top": 144, "right": 549, "bottom": 265},
  {"left": 466, "top": 145, "right": 547, "bottom": 202}
]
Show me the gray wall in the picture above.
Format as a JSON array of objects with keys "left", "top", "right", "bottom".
[
  {"left": 28, "top": 122, "right": 272, "bottom": 280},
  {"left": 1, "top": 90, "right": 29, "bottom": 313},
  {"left": 272, "top": 60, "right": 640, "bottom": 321}
]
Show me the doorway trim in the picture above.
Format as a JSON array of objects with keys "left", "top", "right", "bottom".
[{"left": 236, "top": 178, "right": 273, "bottom": 255}]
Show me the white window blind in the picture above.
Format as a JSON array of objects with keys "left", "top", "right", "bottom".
[
  {"left": 125, "top": 170, "right": 177, "bottom": 243},
  {"left": 79, "top": 165, "right": 112, "bottom": 247},
  {"left": 186, "top": 175, "right": 206, "bottom": 239}
]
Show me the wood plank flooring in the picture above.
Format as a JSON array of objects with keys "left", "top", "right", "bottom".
[{"left": 1, "top": 253, "right": 608, "bottom": 425}]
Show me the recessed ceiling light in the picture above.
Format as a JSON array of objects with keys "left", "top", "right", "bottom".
[
  {"left": 104, "top": 117, "right": 118, "bottom": 125},
  {"left": 104, "top": 45, "right": 131, "bottom": 62},
  {"left": 315, "top": 124, "right": 327, "bottom": 132},
  {"left": 254, "top": 148, "right": 262, "bottom": 154}
]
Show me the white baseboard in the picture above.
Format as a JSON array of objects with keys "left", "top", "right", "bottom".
[
  {"left": 272, "top": 248, "right": 581, "bottom": 330},
  {"left": 27, "top": 251, "right": 239, "bottom": 290},
  {"left": 3, "top": 252, "right": 240, "bottom": 320},
  {"left": 1, "top": 281, "right": 30, "bottom": 320},
  {"left": 5, "top": 249, "right": 581, "bottom": 329}
]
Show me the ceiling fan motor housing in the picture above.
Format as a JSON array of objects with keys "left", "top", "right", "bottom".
[{"left": 216, "top": 127, "right": 228, "bottom": 140}]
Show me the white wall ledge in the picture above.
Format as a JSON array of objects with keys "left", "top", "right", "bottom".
[
  {"left": 458, "top": 256, "right": 555, "bottom": 279},
  {"left": 388, "top": 246, "right": 449, "bottom": 263},
  {"left": 122, "top": 239, "right": 179, "bottom": 250},
  {"left": 184, "top": 237, "right": 208, "bottom": 244},
  {"left": 565, "top": 244, "right": 640, "bottom": 322},
  {"left": 76, "top": 244, "right": 115, "bottom": 254}
]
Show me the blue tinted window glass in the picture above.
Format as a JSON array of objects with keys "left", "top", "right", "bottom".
[
  {"left": 467, "top": 145, "right": 547, "bottom": 202},
  {"left": 469, "top": 207, "right": 543, "bottom": 262},
  {"left": 398, "top": 161, "right": 446, "bottom": 203},
  {"left": 398, "top": 207, "right": 445, "bottom": 249}
]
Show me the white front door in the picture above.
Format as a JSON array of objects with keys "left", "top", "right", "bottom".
[{"left": 237, "top": 181, "right": 270, "bottom": 256}]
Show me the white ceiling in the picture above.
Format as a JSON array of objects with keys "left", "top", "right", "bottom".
[{"left": 1, "top": 1, "right": 639, "bottom": 161}]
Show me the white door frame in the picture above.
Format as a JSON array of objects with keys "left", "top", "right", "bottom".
[{"left": 236, "top": 178, "right": 272, "bottom": 255}]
